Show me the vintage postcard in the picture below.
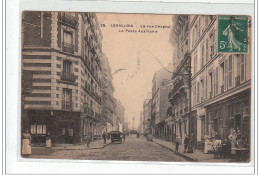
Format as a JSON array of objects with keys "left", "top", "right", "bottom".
[{"left": 21, "top": 11, "right": 252, "bottom": 163}]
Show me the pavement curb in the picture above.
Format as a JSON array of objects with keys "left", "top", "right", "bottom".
[{"left": 152, "top": 140, "right": 197, "bottom": 162}]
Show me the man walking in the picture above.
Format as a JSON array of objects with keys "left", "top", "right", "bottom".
[
  {"left": 102, "top": 132, "right": 107, "bottom": 144},
  {"left": 184, "top": 135, "right": 189, "bottom": 153}
]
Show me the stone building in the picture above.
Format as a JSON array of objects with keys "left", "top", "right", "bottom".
[
  {"left": 190, "top": 15, "right": 251, "bottom": 149},
  {"left": 150, "top": 65, "right": 173, "bottom": 139},
  {"left": 168, "top": 15, "right": 191, "bottom": 145},
  {"left": 100, "top": 53, "right": 115, "bottom": 133},
  {"left": 22, "top": 12, "right": 103, "bottom": 144}
]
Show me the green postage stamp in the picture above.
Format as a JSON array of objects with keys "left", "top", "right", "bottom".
[{"left": 218, "top": 15, "right": 248, "bottom": 53}]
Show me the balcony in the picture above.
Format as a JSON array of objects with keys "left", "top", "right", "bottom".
[
  {"left": 60, "top": 71, "right": 77, "bottom": 83},
  {"left": 61, "top": 13, "right": 77, "bottom": 27},
  {"left": 168, "top": 80, "right": 185, "bottom": 100},
  {"left": 221, "top": 85, "right": 224, "bottom": 93},
  {"left": 62, "top": 100, "right": 73, "bottom": 111},
  {"left": 235, "top": 76, "right": 241, "bottom": 87},
  {"left": 62, "top": 42, "right": 74, "bottom": 54}
]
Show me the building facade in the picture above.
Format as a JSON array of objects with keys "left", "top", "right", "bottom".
[
  {"left": 100, "top": 53, "right": 115, "bottom": 133},
  {"left": 190, "top": 15, "right": 251, "bottom": 149},
  {"left": 151, "top": 65, "right": 173, "bottom": 139},
  {"left": 22, "top": 12, "right": 104, "bottom": 144},
  {"left": 139, "top": 110, "right": 144, "bottom": 134},
  {"left": 168, "top": 15, "right": 191, "bottom": 145}
]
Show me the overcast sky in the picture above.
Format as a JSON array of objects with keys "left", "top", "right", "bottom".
[{"left": 96, "top": 13, "right": 173, "bottom": 129}]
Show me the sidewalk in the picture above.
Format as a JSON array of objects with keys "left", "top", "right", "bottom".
[
  {"left": 153, "top": 138, "right": 232, "bottom": 162},
  {"left": 32, "top": 139, "right": 111, "bottom": 150}
]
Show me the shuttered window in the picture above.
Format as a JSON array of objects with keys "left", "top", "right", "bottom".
[{"left": 228, "top": 55, "right": 233, "bottom": 87}]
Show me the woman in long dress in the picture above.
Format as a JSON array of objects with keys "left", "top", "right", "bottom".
[
  {"left": 46, "top": 132, "right": 51, "bottom": 148},
  {"left": 228, "top": 129, "right": 237, "bottom": 155},
  {"left": 22, "top": 129, "right": 32, "bottom": 156}
]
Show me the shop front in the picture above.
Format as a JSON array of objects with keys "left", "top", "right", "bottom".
[
  {"left": 204, "top": 89, "right": 250, "bottom": 147},
  {"left": 25, "top": 110, "right": 81, "bottom": 145}
]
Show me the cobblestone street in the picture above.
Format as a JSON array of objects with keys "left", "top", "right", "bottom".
[{"left": 29, "top": 135, "right": 188, "bottom": 162}]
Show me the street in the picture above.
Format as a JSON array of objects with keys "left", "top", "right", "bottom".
[{"left": 29, "top": 135, "right": 188, "bottom": 162}]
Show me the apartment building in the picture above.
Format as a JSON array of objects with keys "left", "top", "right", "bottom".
[
  {"left": 22, "top": 12, "right": 103, "bottom": 144},
  {"left": 151, "top": 65, "right": 173, "bottom": 139},
  {"left": 100, "top": 53, "right": 115, "bottom": 133},
  {"left": 190, "top": 15, "right": 251, "bottom": 149},
  {"left": 167, "top": 15, "right": 191, "bottom": 145}
]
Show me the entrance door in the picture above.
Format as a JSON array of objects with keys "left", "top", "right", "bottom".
[
  {"left": 234, "top": 114, "right": 241, "bottom": 130},
  {"left": 59, "top": 121, "right": 74, "bottom": 144}
]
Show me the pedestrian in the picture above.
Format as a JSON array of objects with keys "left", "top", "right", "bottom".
[
  {"left": 175, "top": 140, "right": 179, "bottom": 154},
  {"left": 123, "top": 133, "right": 126, "bottom": 143},
  {"left": 107, "top": 132, "right": 110, "bottom": 140},
  {"left": 22, "top": 129, "right": 32, "bottom": 157},
  {"left": 184, "top": 135, "right": 189, "bottom": 153},
  {"left": 46, "top": 132, "right": 51, "bottom": 148},
  {"left": 86, "top": 134, "right": 92, "bottom": 148},
  {"left": 102, "top": 132, "right": 107, "bottom": 144},
  {"left": 228, "top": 129, "right": 237, "bottom": 155}
]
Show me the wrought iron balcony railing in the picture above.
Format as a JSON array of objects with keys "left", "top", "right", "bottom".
[
  {"left": 62, "top": 100, "right": 73, "bottom": 111},
  {"left": 62, "top": 42, "right": 74, "bottom": 54},
  {"left": 61, "top": 13, "right": 77, "bottom": 26},
  {"left": 168, "top": 80, "right": 184, "bottom": 99},
  {"left": 60, "top": 71, "right": 77, "bottom": 83}
]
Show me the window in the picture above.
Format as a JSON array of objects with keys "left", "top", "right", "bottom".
[
  {"left": 205, "top": 15, "right": 208, "bottom": 27},
  {"left": 205, "top": 75, "right": 207, "bottom": 100},
  {"left": 220, "top": 62, "right": 224, "bottom": 91},
  {"left": 31, "top": 125, "right": 46, "bottom": 134},
  {"left": 201, "top": 79, "right": 204, "bottom": 102},
  {"left": 193, "top": 83, "right": 197, "bottom": 106},
  {"left": 209, "top": 72, "right": 212, "bottom": 98},
  {"left": 224, "top": 59, "right": 228, "bottom": 90},
  {"left": 228, "top": 55, "right": 233, "bottom": 87},
  {"left": 195, "top": 24, "right": 198, "bottom": 43},
  {"left": 241, "top": 55, "right": 246, "bottom": 82},
  {"left": 197, "top": 81, "right": 200, "bottom": 104},
  {"left": 201, "top": 44, "right": 205, "bottom": 69},
  {"left": 63, "top": 31, "right": 72, "bottom": 45},
  {"left": 194, "top": 54, "right": 197, "bottom": 74},
  {"left": 215, "top": 67, "right": 219, "bottom": 95},
  {"left": 212, "top": 70, "right": 215, "bottom": 96},
  {"left": 63, "top": 60, "right": 72, "bottom": 74},
  {"left": 30, "top": 125, "right": 36, "bottom": 134},
  {"left": 68, "top": 129, "right": 73, "bottom": 136},
  {"left": 210, "top": 32, "right": 215, "bottom": 58},
  {"left": 192, "top": 29, "right": 195, "bottom": 48},
  {"left": 206, "top": 39, "right": 209, "bottom": 63},
  {"left": 63, "top": 88, "right": 72, "bottom": 102}
]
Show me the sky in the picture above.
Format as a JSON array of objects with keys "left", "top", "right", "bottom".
[{"left": 96, "top": 13, "right": 174, "bottom": 129}]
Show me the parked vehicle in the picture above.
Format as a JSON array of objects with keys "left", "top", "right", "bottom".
[{"left": 110, "top": 131, "right": 122, "bottom": 144}]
